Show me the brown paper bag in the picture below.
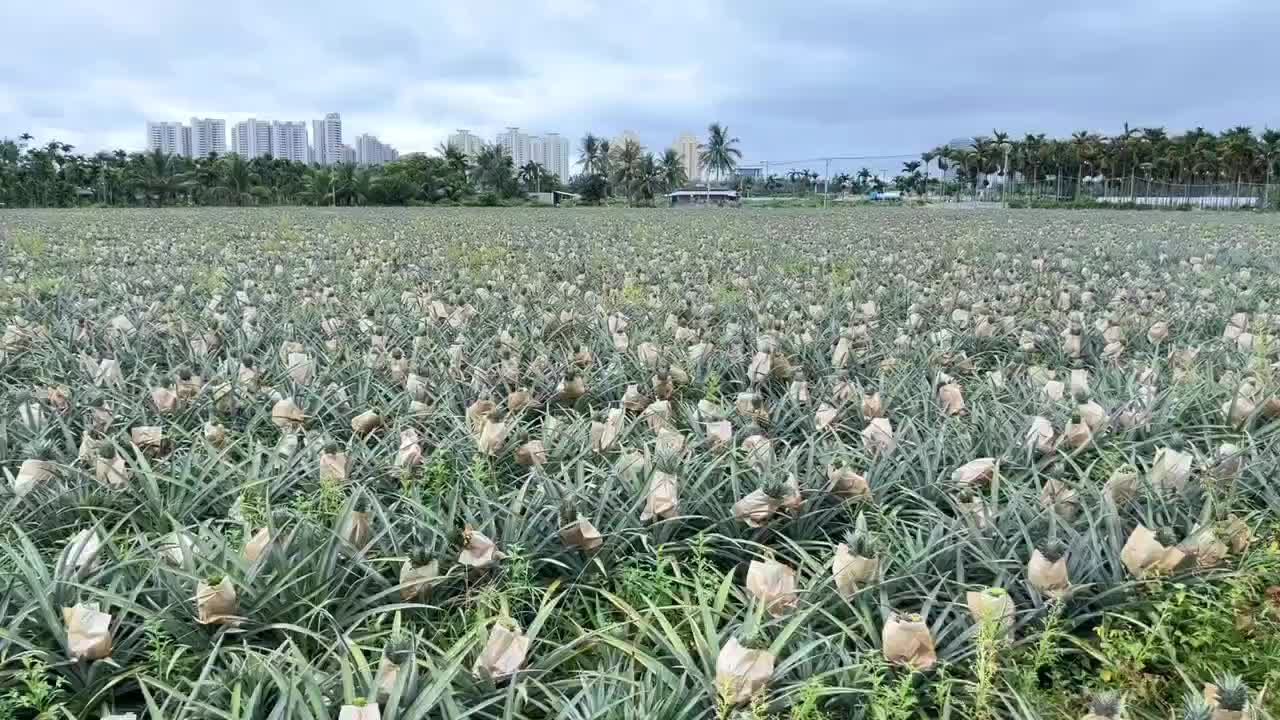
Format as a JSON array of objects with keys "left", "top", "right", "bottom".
[
  {"left": 399, "top": 558, "right": 439, "bottom": 601},
  {"left": 352, "top": 410, "right": 383, "bottom": 438},
  {"left": 827, "top": 464, "right": 870, "bottom": 501},
  {"left": 966, "top": 589, "right": 1015, "bottom": 633},
  {"left": 243, "top": 527, "right": 272, "bottom": 563},
  {"left": 1150, "top": 447, "right": 1192, "bottom": 491},
  {"left": 196, "top": 577, "right": 239, "bottom": 625},
  {"left": 715, "top": 637, "right": 774, "bottom": 705},
  {"left": 746, "top": 559, "right": 797, "bottom": 616},
  {"left": 862, "top": 418, "right": 896, "bottom": 454},
  {"left": 271, "top": 398, "right": 305, "bottom": 431},
  {"left": 1027, "top": 550, "right": 1070, "bottom": 595},
  {"left": 343, "top": 511, "right": 371, "bottom": 548},
  {"left": 151, "top": 387, "right": 179, "bottom": 414},
  {"left": 1025, "top": 416, "right": 1055, "bottom": 454},
  {"left": 641, "top": 471, "right": 679, "bottom": 521},
  {"left": 14, "top": 458, "right": 56, "bottom": 497},
  {"left": 320, "top": 450, "right": 348, "bottom": 483},
  {"left": 396, "top": 429, "right": 422, "bottom": 468},
  {"left": 938, "top": 383, "right": 966, "bottom": 416},
  {"left": 95, "top": 452, "right": 129, "bottom": 489},
  {"left": 734, "top": 489, "right": 781, "bottom": 528},
  {"left": 560, "top": 515, "right": 603, "bottom": 551},
  {"left": 131, "top": 425, "right": 165, "bottom": 453},
  {"left": 832, "top": 543, "right": 878, "bottom": 599},
  {"left": 952, "top": 458, "right": 996, "bottom": 486},
  {"left": 515, "top": 440, "right": 547, "bottom": 466},
  {"left": 473, "top": 622, "right": 529, "bottom": 680},
  {"left": 1121, "top": 526, "right": 1185, "bottom": 577},
  {"left": 63, "top": 602, "right": 113, "bottom": 660},
  {"left": 881, "top": 612, "right": 937, "bottom": 669},
  {"left": 458, "top": 527, "right": 504, "bottom": 569}
]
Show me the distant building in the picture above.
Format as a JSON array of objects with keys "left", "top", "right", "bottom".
[
  {"left": 338, "top": 143, "right": 356, "bottom": 165},
  {"left": 668, "top": 188, "right": 739, "bottom": 207},
  {"left": 190, "top": 117, "right": 226, "bottom": 158},
  {"left": 145, "top": 121, "right": 186, "bottom": 156},
  {"left": 493, "top": 127, "right": 568, "bottom": 180},
  {"left": 447, "top": 129, "right": 484, "bottom": 158},
  {"left": 180, "top": 126, "right": 192, "bottom": 157},
  {"left": 308, "top": 113, "right": 343, "bottom": 165},
  {"left": 310, "top": 119, "right": 327, "bottom": 164},
  {"left": 673, "top": 132, "right": 701, "bottom": 181},
  {"left": 231, "top": 118, "right": 273, "bottom": 158},
  {"left": 270, "top": 121, "right": 309, "bottom": 163},
  {"left": 541, "top": 132, "right": 570, "bottom": 182},
  {"left": 355, "top": 133, "right": 398, "bottom": 166},
  {"left": 497, "top": 127, "right": 533, "bottom": 168},
  {"left": 735, "top": 166, "right": 763, "bottom": 179}
]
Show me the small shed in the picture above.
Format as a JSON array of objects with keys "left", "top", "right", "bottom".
[{"left": 668, "top": 189, "right": 740, "bottom": 207}]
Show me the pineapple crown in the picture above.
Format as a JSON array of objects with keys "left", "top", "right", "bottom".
[
  {"left": 97, "top": 443, "right": 116, "bottom": 459},
  {"left": 26, "top": 438, "right": 55, "bottom": 461},
  {"left": 323, "top": 440, "right": 341, "bottom": 455},
  {"left": 1038, "top": 538, "right": 1068, "bottom": 562},
  {"left": 1155, "top": 527, "right": 1179, "bottom": 547},
  {"left": 241, "top": 355, "right": 255, "bottom": 368},
  {"left": 843, "top": 529, "right": 877, "bottom": 557},
  {"left": 558, "top": 498, "right": 578, "bottom": 525},
  {"left": 390, "top": 349, "right": 403, "bottom": 360},
  {"left": 176, "top": 366, "right": 192, "bottom": 381},
  {"left": 1181, "top": 692, "right": 1214, "bottom": 720},
  {"left": 761, "top": 475, "right": 789, "bottom": 500},
  {"left": 1087, "top": 690, "right": 1125, "bottom": 719},
  {"left": 734, "top": 623, "right": 770, "bottom": 650},
  {"left": 409, "top": 546, "right": 434, "bottom": 567},
  {"left": 1213, "top": 674, "right": 1249, "bottom": 711},
  {"left": 384, "top": 632, "right": 415, "bottom": 665},
  {"left": 1167, "top": 433, "right": 1186, "bottom": 452}
]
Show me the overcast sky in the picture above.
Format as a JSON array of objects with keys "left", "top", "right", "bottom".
[{"left": 3, "top": 0, "right": 1278, "bottom": 171}]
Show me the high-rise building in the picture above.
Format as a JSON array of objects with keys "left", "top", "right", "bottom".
[
  {"left": 355, "top": 133, "right": 398, "bottom": 166},
  {"left": 322, "top": 113, "right": 343, "bottom": 165},
  {"left": 674, "top": 132, "right": 701, "bottom": 182},
  {"left": 497, "top": 127, "right": 533, "bottom": 168},
  {"left": 447, "top": 129, "right": 485, "bottom": 158},
  {"left": 231, "top": 118, "right": 273, "bottom": 158},
  {"left": 145, "top": 121, "right": 185, "bottom": 156},
  {"left": 541, "top": 132, "right": 570, "bottom": 182},
  {"left": 270, "top": 121, "right": 309, "bottom": 163},
  {"left": 190, "top": 117, "right": 226, "bottom": 158},
  {"left": 338, "top": 144, "right": 356, "bottom": 165},
  {"left": 310, "top": 119, "right": 326, "bottom": 164},
  {"left": 180, "top": 126, "right": 193, "bottom": 157}
]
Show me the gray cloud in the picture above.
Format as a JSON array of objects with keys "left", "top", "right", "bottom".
[{"left": 3, "top": 0, "right": 1278, "bottom": 169}]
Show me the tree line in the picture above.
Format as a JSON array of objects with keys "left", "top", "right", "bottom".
[
  {"left": 923, "top": 125, "right": 1280, "bottom": 192},
  {"left": 0, "top": 122, "right": 745, "bottom": 208}
]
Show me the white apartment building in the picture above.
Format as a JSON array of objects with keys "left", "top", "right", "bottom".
[
  {"left": 190, "top": 117, "right": 226, "bottom": 158},
  {"left": 231, "top": 118, "right": 273, "bottom": 158},
  {"left": 674, "top": 132, "right": 701, "bottom": 182},
  {"left": 492, "top": 127, "right": 570, "bottom": 180},
  {"left": 496, "top": 127, "right": 533, "bottom": 168},
  {"left": 338, "top": 144, "right": 356, "bottom": 165},
  {"left": 355, "top": 133, "right": 398, "bottom": 166},
  {"left": 541, "top": 132, "right": 570, "bottom": 181},
  {"left": 447, "top": 129, "right": 484, "bottom": 158},
  {"left": 322, "top": 113, "right": 343, "bottom": 165},
  {"left": 310, "top": 119, "right": 326, "bottom": 164},
  {"left": 271, "top": 121, "right": 309, "bottom": 163},
  {"left": 145, "top": 121, "right": 186, "bottom": 156}
]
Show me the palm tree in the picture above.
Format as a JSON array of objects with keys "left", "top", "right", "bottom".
[
  {"left": 578, "top": 134, "right": 602, "bottom": 176},
  {"left": 659, "top": 149, "right": 687, "bottom": 192},
  {"left": 855, "top": 167, "right": 872, "bottom": 191},
  {"left": 519, "top": 161, "right": 546, "bottom": 192},
  {"left": 698, "top": 123, "right": 742, "bottom": 196},
  {"left": 610, "top": 139, "right": 645, "bottom": 206},
  {"left": 130, "top": 149, "right": 185, "bottom": 207},
  {"left": 215, "top": 154, "right": 260, "bottom": 206},
  {"left": 470, "top": 143, "right": 516, "bottom": 195}
]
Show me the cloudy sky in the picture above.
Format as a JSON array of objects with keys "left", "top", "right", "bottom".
[{"left": 3, "top": 0, "right": 1278, "bottom": 171}]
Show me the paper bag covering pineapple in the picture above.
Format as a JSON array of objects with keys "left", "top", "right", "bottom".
[
  {"left": 881, "top": 611, "right": 937, "bottom": 669},
  {"left": 472, "top": 620, "right": 529, "bottom": 680},
  {"left": 715, "top": 635, "right": 774, "bottom": 706}
]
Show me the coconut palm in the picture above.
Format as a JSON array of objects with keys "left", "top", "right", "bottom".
[
  {"left": 698, "top": 122, "right": 742, "bottom": 187},
  {"left": 215, "top": 154, "right": 261, "bottom": 206},
  {"left": 130, "top": 148, "right": 187, "bottom": 207},
  {"left": 519, "top": 161, "right": 546, "bottom": 192},
  {"left": 659, "top": 148, "right": 688, "bottom": 192}
]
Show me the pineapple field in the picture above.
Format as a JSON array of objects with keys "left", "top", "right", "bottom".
[{"left": 2, "top": 206, "right": 1280, "bottom": 720}]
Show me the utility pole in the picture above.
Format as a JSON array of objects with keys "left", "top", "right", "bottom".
[{"left": 823, "top": 158, "right": 830, "bottom": 208}]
